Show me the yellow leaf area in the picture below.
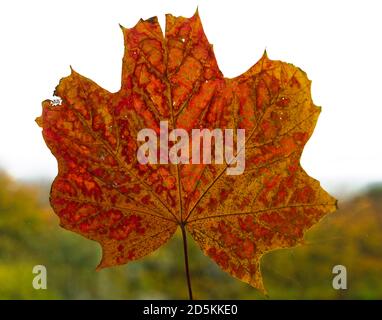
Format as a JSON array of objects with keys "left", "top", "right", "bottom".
[{"left": 36, "top": 10, "right": 337, "bottom": 293}]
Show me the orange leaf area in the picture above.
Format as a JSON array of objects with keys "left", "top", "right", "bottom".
[{"left": 37, "top": 10, "right": 337, "bottom": 293}]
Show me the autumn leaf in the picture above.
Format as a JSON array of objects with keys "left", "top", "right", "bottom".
[{"left": 36, "top": 10, "right": 337, "bottom": 296}]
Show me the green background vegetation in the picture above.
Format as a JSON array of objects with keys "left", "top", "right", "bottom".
[{"left": 0, "top": 172, "right": 381, "bottom": 299}]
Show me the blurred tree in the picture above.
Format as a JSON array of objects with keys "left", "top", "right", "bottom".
[{"left": 0, "top": 171, "right": 381, "bottom": 299}]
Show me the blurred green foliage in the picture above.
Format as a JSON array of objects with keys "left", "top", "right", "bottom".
[{"left": 0, "top": 171, "right": 381, "bottom": 299}]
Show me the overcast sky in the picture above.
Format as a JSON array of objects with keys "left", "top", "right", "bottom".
[{"left": 0, "top": 0, "right": 381, "bottom": 196}]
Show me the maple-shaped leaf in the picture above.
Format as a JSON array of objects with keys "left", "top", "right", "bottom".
[{"left": 36, "top": 10, "right": 337, "bottom": 296}]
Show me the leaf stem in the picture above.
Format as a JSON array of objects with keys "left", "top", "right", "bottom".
[{"left": 180, "top": 224, "right": 193, "bottom": 300}]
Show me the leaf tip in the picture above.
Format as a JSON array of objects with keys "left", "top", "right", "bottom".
[
  {"left": 35, "top": 116, "right": 42, "bottom": 127},
  {"left": 96, "top": 257, "right": 109, "bottom": 271},
  {"left": 262, "top": 48, "right": 268, "bottom": 59},
  {"left": 145, "top": 16, "right": 158, "bottom": 24},
  {"left": 95, "top": 264, "right": 104, "bottom": 272},
  {"left": 252, "top": 275, "right": 267, "bottom": 296},
  {"left": 194, "top": 6, "right": 200, "bottom": 17}
]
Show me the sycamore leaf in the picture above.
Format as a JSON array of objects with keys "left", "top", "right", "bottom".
[{"left": 36, "top": 10, "right": 337, "bottom": 294}]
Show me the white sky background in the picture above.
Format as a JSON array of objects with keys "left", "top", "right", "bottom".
[{"left": 0, "top": 0, "right": 381, "bottom": 196}]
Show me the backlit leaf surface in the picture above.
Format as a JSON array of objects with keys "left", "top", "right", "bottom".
[{"left": 37, "top": 11, "right": 337, "bottom": 292}]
